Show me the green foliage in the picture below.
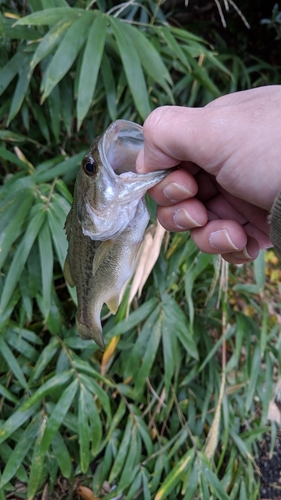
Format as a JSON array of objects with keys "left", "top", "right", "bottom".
[{"left": 0, "top": 0, "right": 281, "bottom": 499}]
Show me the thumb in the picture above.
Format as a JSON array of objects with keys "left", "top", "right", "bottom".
[{"left": 136, "top": 105, "right": 216, "bottom": 173}]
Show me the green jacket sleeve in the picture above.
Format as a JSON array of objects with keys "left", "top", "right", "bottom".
[{"left": 270, "top": 191, "right": 281, "bottom": 257}]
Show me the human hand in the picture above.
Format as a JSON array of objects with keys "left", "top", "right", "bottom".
[{"left": 136, "top": 86, "right": 281, "bottom": 263}]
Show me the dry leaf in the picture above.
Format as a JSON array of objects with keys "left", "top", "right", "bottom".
[
  {"left": 127, "top": 221, "right": 166, "bottom": 312},
  {"left": 76, "top": 485, "right": 100, "bottom": 500},
  {"left": 267, "top": 400, "right": 281, "bottom": 423},
  {"left": 14, "top": 146, "right": 35, "bottom": 173},
  {"left": 101, "top": 335, "right": 120, "bottom": 376}
]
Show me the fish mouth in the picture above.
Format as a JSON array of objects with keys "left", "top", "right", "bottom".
[
  {"left": 99, "top": 119, "right": 169, "bottom": 196},
  {"left": 100, "top": 120, "right": 143, "bottom": 175}
]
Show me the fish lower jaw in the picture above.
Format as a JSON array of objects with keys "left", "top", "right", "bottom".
[{"left": 76, "top": 315, "right": 105, "bottom": 351}]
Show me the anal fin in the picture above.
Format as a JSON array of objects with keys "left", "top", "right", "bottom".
[{"left": 106, "top": 294, "right": 119, "bottom": 314}]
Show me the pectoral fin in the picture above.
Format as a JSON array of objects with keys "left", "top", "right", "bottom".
[
  {"left": 64, "top": 255, "right": 75, "bottom": 287},
  {"left": 92, "top": 239, "right": 114, "bottom": 275},
  {"left": 106, "top": 294, "right": 119, "bottom": 314}
]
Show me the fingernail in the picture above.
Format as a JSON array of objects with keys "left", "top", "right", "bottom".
[
  {"left": 242, "top": 247, "right": 252, "bottom": 259},
  {"left": 209, "top": 229, "right": 239, "bottom": 251},
  {"left": 163, "top": 183, "right": 193, "bottom": 202},
  {"left": 173, "top": 207, "right": 200, "bottom": 229}
]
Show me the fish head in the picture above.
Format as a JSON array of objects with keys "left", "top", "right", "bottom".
[{"left": 76, "top": 120, "right": 169, "bottom": 241}]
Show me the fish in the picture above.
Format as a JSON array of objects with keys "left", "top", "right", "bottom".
[{"left": 64, "top": 120, "right": 169, "bottom": 350}]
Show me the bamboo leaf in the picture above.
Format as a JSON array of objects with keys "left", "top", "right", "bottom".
[
  {"left": 155, "top": 449, "right": 195, "bottom": 500},
  {"left": 0, "top": 50, "right": 29, "bottom": 96},
  {"left": 0, "top": 337, "right": 28, "bottom": 389},
  {"left": 0, "top": 406, "right": 39, "bottom": 446},
  {"left": 30, "top": 102, "right": 51, "bottom": 143},
  {"left": 253, "top": 249, "right": 265, "bottom": 292},
  {"left": 121, "top": 22, "right": 172, "bottom": 91},
  {"left": 7, "top": 56, "right": 34, "bottom": 124},
  {"left": 0, "top": 384, "right": 18, "bottom": 404},
  {"left": 30, "top": 17, "right": 73, "bottom": 70},
  {"left": 20, "top": 370, "right": 74, "bottom": 412},
  {"left": 160, "top": 27, "right": 191, "bottom": 71},
  {"left": 78, "top": 385, "right": 90, "bottom": 473},
  {"left": 124, "top": 307, "right": 160, "bottom": 381},
  {"left": 48, "top": 85, "right": 61, "bottom": 141},
  {"left": 109, "top": 417, "right": 134, "bottom": 483},
  {"left": 15, "top": 8, "right": 82, "bottom": 26},
  {"left": 41, "top": 379, "right": 78, "bottom": 451},
  {"left": 184, "top": 49, "right": 221, "bottom": 97},
  {"left": 135, "top": 416, "right": 153, "bottom": 456},
  {"left": 203, "top": 462, "right": 231, "bottom": 500},
  {"left": 245, "top": 345, "right": 261, "bottom": 412},
  {"left": 0, "top": 189, "right": 34, "bottom": 271},
  {"left": 51, "top": 431, "right": 72, "bottom": 478},
  {"left": 27, "top": 414, "right": 47, "bottom": 500},
  {"left": 31, "top": 337, "right": 60, "bottom": 382},
  {"left": 41, "top": 13, "right": 94, "bottom": 100},
  {"left": 60, "top": 76, "right": 73, "bottom": 135},
  {"left": 162, "top": 293, "right": 198, "bottom": 360},
  {"left": 0, "top": 415, "right": 41, "bottom": 488},
  {"left": 100, "top": 53, "right": 117, "bottom": 122},
  {"left": 77, "top": 384, "right": 102, "bottom": 456},
  {"left": 79, "top": 373, "right": 112, "bottom": 424},
  {"left": 0, "top": 147, "right": 30, "bottom": 169},
  {"left": 5, "top": 328, "right": 38, "bottom": 362},
  {"left": 0, "top": 207, "right": 45, "bottom": 316},
  {"left": 38, "top": 219, "right": 54, "bottom": 318},
  {"left": 47, "top": 203, "right": 68, "bottom": 270},
  {"left": 161, "top": 296, "right": 179, "bottom": 393},
  {"left": 77, "top": 12, "right": 107, "bottom": 129},
  {"left": 134, "top": 312, "right": 162, "bottom": 398},
  {"left": 109, "top": 17, "right": 150, "bottom": 119},
  {"left": 105, "top": 297, "right": 158, "bottom": 340}
]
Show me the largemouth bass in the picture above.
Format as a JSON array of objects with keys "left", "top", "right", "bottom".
[{"left": 64, "top": 120, "right": 168, "bottom": 350}]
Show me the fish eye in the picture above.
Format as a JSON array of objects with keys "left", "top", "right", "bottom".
[{"left": 82, "top": 157, "right": 96, "bottom": 176}]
